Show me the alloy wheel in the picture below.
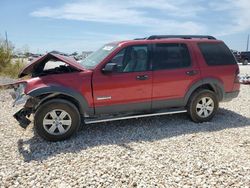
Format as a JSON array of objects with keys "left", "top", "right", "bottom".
[
  {"left": 195, "top": 97, "right": 214, "bottom": 118},
  {"left": 43, "top": 109, "right": 72, "bottom": 135}
]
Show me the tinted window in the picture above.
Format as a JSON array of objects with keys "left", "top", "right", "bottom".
[
  {"left": 153, "top": 43, "right": 191, "bottom": 70},
  {"left": 198, "top": 42, "right": 236, "bottom": 65},
  {"left": 110, "top": 45, "right": 148, "bottom": 72}
]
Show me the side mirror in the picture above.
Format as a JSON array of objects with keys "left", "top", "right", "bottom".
[{"left": 102, "top": 63, "right": 117, "bottom": 73}]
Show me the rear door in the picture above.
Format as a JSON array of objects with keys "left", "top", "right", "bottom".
[
  {"left": 92, "top": 44, "right": 153, "bottom": 114},
  {"left": 151, "top": 42, "right": 201, "bottom": 110}
]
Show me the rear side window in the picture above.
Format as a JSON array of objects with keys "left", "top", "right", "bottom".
[
  {"left": 198, "top": 42, "right": 236, "bottom": 65},
  {"left": 153, "top": 43, "right": 191, "bottom": 70}
]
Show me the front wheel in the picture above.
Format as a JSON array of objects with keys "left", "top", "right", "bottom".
[
  {"left": 34, "top": 99, "right": 80, "bottom": 141},
  {"left": 187, "top": 89, "right": 219, "bottom": 123}
]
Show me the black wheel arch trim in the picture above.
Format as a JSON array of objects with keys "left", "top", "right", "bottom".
[
  {"left": 184, "top": 78, "right": 225, "bottom": 104},
  {"left": 27, "top": 86, "right": 94, "bottom": 116}
]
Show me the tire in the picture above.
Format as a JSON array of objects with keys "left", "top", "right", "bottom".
[
  {"left": 34, "top": 99, "right": 80, "bottom": 141},
  {"left": 187, "top": 89, "right": 218, "bottom": 123},
  {"left": 243, "top": 59, "right": 248, "bottom": 65}
]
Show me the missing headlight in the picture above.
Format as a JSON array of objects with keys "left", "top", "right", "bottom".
[{"left": 12, "top": 83, "right": 29, "bottom": 107}]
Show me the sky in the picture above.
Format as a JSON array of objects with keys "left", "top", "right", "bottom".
[{"left": 0, "top": 0, "right": 250, "bottom": 54}]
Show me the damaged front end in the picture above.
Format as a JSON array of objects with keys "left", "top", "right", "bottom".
[
  {"left": 1, "top": 53, "right": 86, "bottom": 129},
  {"left": 3, "top": 82, "right": 39, "bottom": 129},
  {"left": 13, "top": 108, "right": 32, "bottom": 129}
]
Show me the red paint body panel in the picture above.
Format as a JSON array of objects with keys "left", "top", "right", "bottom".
[
  {"left": 151, "top": 42, "right": 201, "bottom": 102},
  {"left": 92, "top": 71, "right": 152, "bottom": 107},
  {"left": 24, "top": 71, "right": 94, "bottom": 107},
  {"left": 192, "top": 41, "right": 240, "bottom": 92}
]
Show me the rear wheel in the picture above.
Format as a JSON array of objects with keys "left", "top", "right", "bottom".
[
  {"left": 187, "top": 89, "right": 218, "bottom": 123},
  {"left": 34, "top": 99, "right": 80, "bottom": 141}
]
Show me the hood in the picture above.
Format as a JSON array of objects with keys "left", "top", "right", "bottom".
[
  {"left": 0, "top": 79, "right": 27, "bottom": 90},
  {"left": 18, "top": 53, "right": 85, "bottom": 78}
]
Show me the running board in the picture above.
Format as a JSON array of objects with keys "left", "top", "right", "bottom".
[{"left": 85, "top": 109, "right": 187, "bottom": 124}]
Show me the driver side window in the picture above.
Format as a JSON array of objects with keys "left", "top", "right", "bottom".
[
  {"left": 110, "top": 45, "right": 148, "bottom": 72},
  {"left": 110, "top": 49, "right": 126, "bottom": 72}
]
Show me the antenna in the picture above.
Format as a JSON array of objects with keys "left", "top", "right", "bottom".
[{"left": 247, "top": 34, "right": 249, "bottom": 51}]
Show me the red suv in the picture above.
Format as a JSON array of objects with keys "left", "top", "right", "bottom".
[{"left": 3, "top": 35, "right": 240, "bottom": 141}]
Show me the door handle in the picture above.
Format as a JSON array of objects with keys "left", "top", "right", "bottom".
[
  {"left": 186, "top": 70, "right": 198, "bottom": 76},
  {"left": 136, "top": 75, "right": 148, "bottom": 80}
]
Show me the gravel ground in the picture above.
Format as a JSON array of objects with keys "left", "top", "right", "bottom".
[{"left": 0, "top": 66, "right": 249, "bottom": 187}]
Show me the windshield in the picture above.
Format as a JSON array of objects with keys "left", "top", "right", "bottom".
[{"left": 80, "top": 44, "right": 118, "bottom": 69}]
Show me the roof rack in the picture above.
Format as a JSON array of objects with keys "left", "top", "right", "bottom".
[
  {"left": 146, "top": 35, "right": 216, "bottom": 40},
  {"left": 134, "top": 37, "right": 147, "bottom": 40}
]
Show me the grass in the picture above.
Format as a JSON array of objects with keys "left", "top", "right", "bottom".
[
  {"left": 0, "top": 39, "right": 26, "bottom": 78},
  {"left": 0, "top": 59, "right": 25, "bottom": 78}
]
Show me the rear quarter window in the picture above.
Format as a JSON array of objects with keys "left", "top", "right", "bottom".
[{"left": 198, "top": 42, "right": 236, "bottom": 66}]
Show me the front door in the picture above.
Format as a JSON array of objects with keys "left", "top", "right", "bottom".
[{"left": 92, "top": 45, "right": 153, "bottom": 114}]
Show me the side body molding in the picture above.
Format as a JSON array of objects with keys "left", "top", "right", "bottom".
[
  {"left": 27, "top": 86, "right": 94, "bottom": 116},
  {"left": 184, "top": 78, "right": 225, "bottom": 104}
]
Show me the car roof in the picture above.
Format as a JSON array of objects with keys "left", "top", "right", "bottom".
[
  {"left": 113, "top": 38, "right": 222, "bottom": 47},
  {"left": 113, "top": 35, "right": 218, "bottom": 45}
]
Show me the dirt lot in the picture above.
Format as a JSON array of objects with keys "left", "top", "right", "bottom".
[{"left": 0, "top": 66, "right": 249, "bottom": 187}]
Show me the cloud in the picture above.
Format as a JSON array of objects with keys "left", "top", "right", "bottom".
[
  {"left": 30, "top": 0, "right": 250, "bottom": 40},
  {"left": 209, "top": 0, "right": 250, "bottom": 36},
  {"left": 31, "top": 0, "right": 205, "bottom": 23},
  {"left": 231, "top": 0, "right": 250, "bottom": 32},
  {"left": 31, "top": 0, "right": 206, "bottom": 34}
]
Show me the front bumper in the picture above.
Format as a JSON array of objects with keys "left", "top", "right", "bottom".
[
  {"left": 10, "top": 91, "right": 35, "bottom": 128},
  {"left": 13, "top": 108, "right": 32, "bottom": 128},
  {"left": 10, "top": 91, "right": 30, "bottom": 107},
  {"left": 1, "top": 82, "right": 36, "bottom": 128},
  {"left": 12, "top": 96, "right": 41, "bottom": 128}
]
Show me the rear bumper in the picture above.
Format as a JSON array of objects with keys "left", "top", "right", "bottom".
[{"left": 222, "top": 90, "right": 240, "bottom": 102}]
